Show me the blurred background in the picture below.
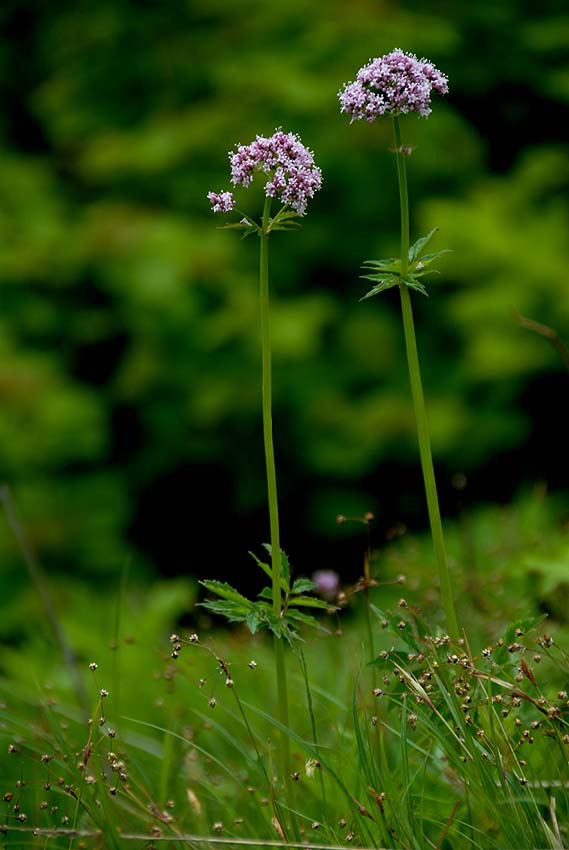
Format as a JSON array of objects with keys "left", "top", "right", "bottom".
[{"left": 1, "top": 0, "right": 568, "bottom": 606}]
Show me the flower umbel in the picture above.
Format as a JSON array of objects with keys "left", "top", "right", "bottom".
[
  {"left": 339, "top": 48, "right": 448, "bottom": 122},
  {"left": 207, "top": 191, "right": 235, "bottom": 213},
  {"left": 208, "top": 130, "right": 322, "bottom": 217}
]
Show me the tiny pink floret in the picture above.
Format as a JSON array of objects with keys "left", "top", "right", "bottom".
[{"left": 339, "top": 48, "right": 448, "bottom": 122}]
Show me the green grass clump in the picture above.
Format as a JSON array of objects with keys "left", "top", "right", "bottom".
[{"left": 1, "top": 493, "right": 568, "bottom": 848}]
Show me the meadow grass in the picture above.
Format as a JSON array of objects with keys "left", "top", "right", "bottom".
[{"left": 1, "top": 491, "right": 568, "bottom": 849}]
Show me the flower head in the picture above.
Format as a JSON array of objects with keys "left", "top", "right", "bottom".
[
  {"left": 209, "top": 130, "right": 322, "bottom": 217},
  {"left": 207, "top": 191, "right": 235, "bottom": 213},
  {"left": 339, "top": 48, "right": 448, "bottom": 122}
]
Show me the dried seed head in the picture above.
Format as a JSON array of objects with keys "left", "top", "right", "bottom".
[
  {"left": 189, "top": 634, "right": 199, "bottom": 643},
  {"left": 398, "top": 598, "right": 408, "bottom": 608}
]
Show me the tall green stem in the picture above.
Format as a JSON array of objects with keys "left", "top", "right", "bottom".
[
  {"left": 259, "top": 197, "right": 292, "bottom": 786},
  {"left": 392, "top": 115, "right": 459, "bottom": 641}
]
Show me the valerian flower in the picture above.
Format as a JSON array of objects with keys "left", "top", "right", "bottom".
[
  {"left": 338, "top": 48, "right": 448, "bottom": 122},
  {"left": 207, "top": 191, "right": 235, "bottom": 213},
  {"left": 208, "top": 129, "right": 322, "bottom": 217}
]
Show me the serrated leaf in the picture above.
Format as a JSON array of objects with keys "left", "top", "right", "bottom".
[
  {"left": 262, "top": 544, "right": 290, "bottom": 592},
  {"left": 246, "top": 607, "right": 266, "bottom": 634},
  {"left": 249, "top": 551, "right": 272, "bottom": 583},
  {"left": 408, "top": 227, "right": 439, "bottom": 263},
  {"left": 401, "top": 276, "right": 428, "bottom": 297},
  {"left": 199, "top": 580, "right": 253, "bottom": 607},
  {"left": 291, "top": 578, "right": 317, "bottom": 594},
  {"left": 286, "top": 609, "right": 330, "bottom": 633},
  {"left": 200, "top": 600, "right": 250, "bottom": 623},
  {"left": 288, "top": 595, "right": 334, "bottom": 610},
  {"left": 413, "top": 249, "right": 452, "bottom": 267},
  {"left": 360, "top": 274, "right": 400, "bottom": 301},
  {"left": 362, "top": 257, "right": 401, "bottom": 273}
]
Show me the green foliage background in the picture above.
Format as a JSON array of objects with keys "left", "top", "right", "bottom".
[{"left": 1, "top": 0, "right": 568, "bottom": 590}]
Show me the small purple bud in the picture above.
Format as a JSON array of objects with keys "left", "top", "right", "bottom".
[{"left": 311, "top": 569, "right": 340, "bottom": 600}]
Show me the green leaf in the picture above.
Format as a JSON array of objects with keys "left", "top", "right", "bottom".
[
  {"left": 408, "top": 227, "right": 439, "bottom": 263},
  {"left": 262, "top": 544, "right": 290, "bottom": 592},
  {"left": 249, "top": 550, "right": 272, "bottom": 583},
  {"left": 413, "top": 249, "right": 452, "bottom": 267},
  {"left": 401, "top": 276, "right": 428, "bottom": 297},
  {"left": 267, "top": 208, "right": 303, "bottom": 233},
  {"left": 286, "top": 609, "right": 330, "bottom": 633},
  {"left": 359, "top": 273, "right": 400, "bottom": 301},
  {"left": 246, "top": 607, "right": 266, "bottom": 634},
  {"left": 199, "top": 580, "right": 253, "bottom": 608},
  {"left": 362, "top": 257, "right": 401, "bottom": 273},
  {"left": 291, "top": 578, "right": 317, "bottom": 594},
  {"left": 288, "top": 595, "right": 334, "bottom": 610},
  {"left": 218, "top": 221, "right": 260, "bottom": 239},
  {"left": 199, "top": 599, "right": 251, "bottom": 623},
  {"left": 257, "top": 587, "right": 273, "bottom": 600}
]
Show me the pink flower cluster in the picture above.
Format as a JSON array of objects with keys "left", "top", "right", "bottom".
[
  {"left": 339, "top": 48, "right": 448, "bottom": 122},
  {"left": 208, "top": 130, "right": 322, "bottom": 216},
  {"left": 207, "top": 191, "right": 235, "bottom": 213}
]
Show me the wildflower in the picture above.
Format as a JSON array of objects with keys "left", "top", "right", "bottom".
[
  {"left": 207, "top": 191, "right": 235, "bottom": 213},
  {"left": 312, "top": 569, "right": 340, "bottom": 599},
  {"left": 338, "top": 48, "right": 448, "bottom": 123},
  {"left": 209, "top": 130, "right": 322, "bottom": 217},
  {"left": 88, "top": 662, "right": 98, "bottom": 671}
]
